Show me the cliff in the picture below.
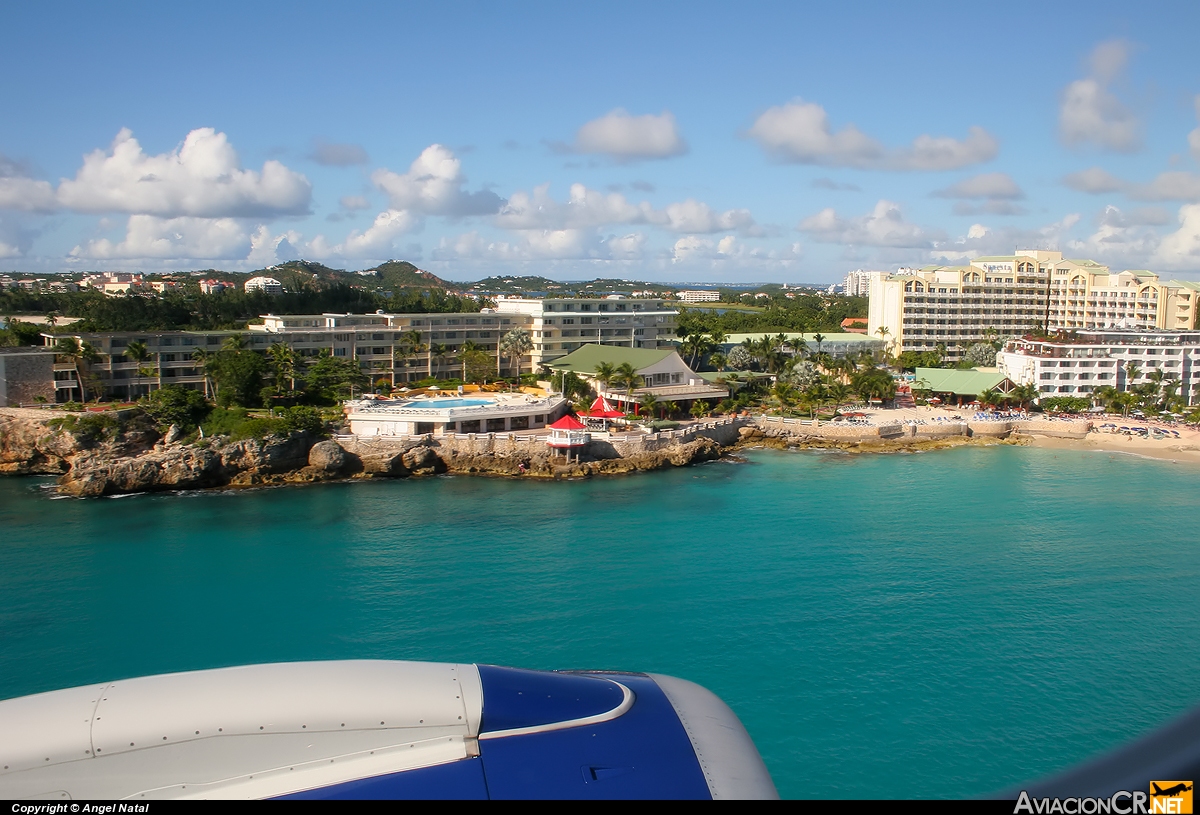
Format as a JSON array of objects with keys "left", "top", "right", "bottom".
[{"left": 0, "top": 408, "right": 726, "bottom": 497}]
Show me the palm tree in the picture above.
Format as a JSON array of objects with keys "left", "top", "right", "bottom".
[
  {"left": 221, "top": 334, "right": 247, "bottom": 353},
  {"left": 827, "top": 382, "right": 851, "bottom": 413},
  {"left": 690, "top": 400, "right": 709, "bottom": 420},
  {"left": 662, "top": 400, "right": 680, "bottom": 419},
  {"left": 613, "top": 361, "right": 643, "bottom": 413},
  {"left": 457, "top": 340, "right": 482, "bottom": 382},
  {"left": 812, "top": 332, "right": 825, "bottom": 356},
  {"left": 268, "top": 342, "right": 297, "bottom": 395},
  {"left": 429, "top": 343, "right": 450, "bottom": 380},
  {"left": 679, "top": 332, "right": 714, "bottom": 368},
  {"left": 979, "top": 388, "right": 1007, "bottom": 409},
  {"left": 499, "top": 328, "right": 532, "bottom": 386},
  {"left": 639, "top": 392, "right": 659, "bottom": 420},
  {"left": 594, "top": 361, "right": 617, "bottom": 395},
  {"left": 875, "top": 325, "right": 892, "bottom": 359},
  {"left": 393, "top": 329, "right": 425, "bottom": 386},
  {"left": 192, "top": 347, "right": 214, "bottom": 399},
  {"left": 124, "top": 340, "right": 151, "bottom": 398},
  {"left": 1010, "top": 383, "right": 1038, "bottom": 410},
  {"left": 1123, "top": 361, "right": 1141, "bottom": 388},
  {"left": 52, "top": 336, "right": 95, "bottom": 402}
]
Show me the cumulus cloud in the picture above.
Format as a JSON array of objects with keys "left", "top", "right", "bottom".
[
  {"left": 1063, "top": 166, "right": 1127, "bottom": 194},
  {"left": 572, "top": 109, "right": 687, "bottom": 162},
  {"left": 797, "top": 200, "right": 944, "bottom": 248},
  {"left": 371, "top": 144, "right": 503, "bottom": 217},
  {"left": 747, "top": 99, "right": 997, "bottom": 171},
  {"left": 1128, "top": 171, "right": 1200, "bottom": 202},
  {"left": 933, "top": 214, "right": 1082, "bottom": 264},
  {"left": 1154, "top": 204, "right": 1200, "bottom": 270},
  {"left": 310, "top": 140, "right": 369, "bottom": 167},
  {"left": 0, "top": 154, "right": 57, "bottom": 212},
  {"left": 934, "top": 172, "right": 1024, "bottom": 200},
  {"left": 494, "top": 182, "right": 758, "bottom": 236},
  {"left": 70, "top": 215, "right": 251, "bottom": 259},
  {"left": 57, "top": 128, "right": 312, "bottom": 218},
  {"left": 337, "top": 209, "right": 420, "bottom": 257},
  {"left": 1059, "top": 40, "right": 1140, "bottom": 152}
]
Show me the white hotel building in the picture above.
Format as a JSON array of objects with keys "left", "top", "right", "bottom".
[
  {"left": 996, "top": 330, "right": 1200, "bottom": 405},
  {"left": 867, "top": 250, "right": 1200, "bottom": 361}
]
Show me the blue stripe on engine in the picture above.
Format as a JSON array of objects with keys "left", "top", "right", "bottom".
[{"left": 476, "top": 665, "right": 627, "bottom": 732}]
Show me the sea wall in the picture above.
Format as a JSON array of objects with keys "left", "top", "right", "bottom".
[{"left": 751, "top": 415, "right": 1091, "bottom": 443}]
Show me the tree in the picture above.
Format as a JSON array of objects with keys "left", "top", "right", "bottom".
[
  {"left": 812, "top": 332, "right": 825, "bottom": 355},
  {"left": 964, "top": 343, "right": 998, "bottom": 367},
  {"left": 208, "top": 347, "right": 266, "bottom": 407},
  {"left": 393, "top": 329, "right": 426, "bottom": 385},
  {"left": 662, "top": 400, "right": 680, "bottom": 419},
  {"left": 192, "top": 347, "right": 215, "bottom": 399},
  {"left": 709, "top": 351, "right": 727, "bottom": 372},
  {"left": 53, "top": 336, "right": 98, "bottom": 402},
  {"left": 690, "top": 400, "right": 709, "bottom": 419},
  {"left": 827, "top": 382, "right": 852, "bottom": 412},
  {"left": 781, "top": 360, "right": 821, "bottom": 390},
  {"left": 267, "top": 342, "right": 298, "bottom": 395},
  {"left": 123, "top": 340, "right": 153, "bottom": 398},
  {"left": 552, "top": 370, "right": 589, "bottom": 399},
  {"left": 613, "top": 362, "right": 643, "bottom": 413},
  {"left": 139, "top": 384, "right": 211, "bottom": 431},
  {"left": 593, "top": 361, "right": 617, "bottom": 394},
  {"left": 638, "top": 392, "right": 659, "bottom": 419},
  {"left": 851, "top": 365, "right": 896, "bottom": 402},
  {"left": 978, "top": 389, "right": 1007, "bottom": 409},
  {"left": 1010, "top": 383, "right": 1038, "bottom": 409},
  {"left": 679, "top": 332, "right": 715, "bottom": 368},
  {"left": 499, "top": 328, "right": 532, "bottom": 383},
  {"left": 304, "top": 351, "right": 368, "bottom": 403},
  {"left": 725, "top": 345, "right": 752, "bottom": 371},
  {"left": 458, "top": 342, "right": 493, "bottom": 384},
  {"left": 222, "top": 334, "right": 248, "bottom": 353}
]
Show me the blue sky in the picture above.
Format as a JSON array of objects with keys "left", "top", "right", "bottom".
[{"left": 3, "top": 0, "right": 1200, "bottom": 283}]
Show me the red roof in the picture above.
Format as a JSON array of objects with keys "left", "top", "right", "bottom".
[
  {"left": 548, "top": 414, "right": 588, "bottom": 430},
  {"left": 583, "top": 396, "right": 625, "bottom": 419}
]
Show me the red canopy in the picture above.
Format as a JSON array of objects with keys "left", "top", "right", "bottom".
[
  {"left": 548, "top": 414, "right": 588, "bottom": 430},
  {"left": 583, "top": 396, "right": 625, "bottom": 419}
]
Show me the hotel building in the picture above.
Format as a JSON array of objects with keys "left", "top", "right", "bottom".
[
  {"left": 996, "top": 329, "right": 1200, "bottom": 405},
  {"left": 867, "top": 250, "right": 1200, "bottom": 361},
  {"left": 41, "top": 296, "right": 680, "bottom": 401}
]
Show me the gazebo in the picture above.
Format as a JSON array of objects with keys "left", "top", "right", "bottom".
[
  {"left": 546, "top": 414, "right": 590, "bottom": 462},
  {"left": 579, "top": 396, "right": 625, "bottom": 431}
]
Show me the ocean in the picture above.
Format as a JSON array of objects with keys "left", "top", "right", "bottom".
[{"left": 1, "top": 445, "right": 1197, "bottom": 798}]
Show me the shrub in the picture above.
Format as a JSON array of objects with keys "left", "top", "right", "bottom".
[{"left": 139, "top": 385, "right": 211, "bottom": 431}]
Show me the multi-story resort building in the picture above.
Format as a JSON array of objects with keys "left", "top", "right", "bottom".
[
  {"left": 996, "top": 329, "right": 1200, "bottom": 405},
  {"left": 867, "top": 250, "right": 1200, "bottom": 361},
  {"left": 675, "top": 290, "right": 721, "bottom": 303},
  {"left": 39, "top": 296, "right": 680, "bottom": 402}
]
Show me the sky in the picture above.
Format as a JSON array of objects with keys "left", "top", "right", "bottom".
[{"left": 2, "top": 0, "right": 1200, "bottom": 284}]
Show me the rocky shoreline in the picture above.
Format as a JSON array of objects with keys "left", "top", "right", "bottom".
[{"left": 1, "top": 407, "right": 1030, "bottom": 498}]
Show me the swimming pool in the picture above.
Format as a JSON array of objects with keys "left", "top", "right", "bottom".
[{"left": 399, "top": 398, "right": 495, "bottom": 409}]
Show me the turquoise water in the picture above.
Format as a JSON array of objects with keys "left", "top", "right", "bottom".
[{"left": 1, "top": 446, "right": 1199, "bottom": 798}]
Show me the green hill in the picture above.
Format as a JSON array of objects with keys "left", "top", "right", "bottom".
[{"left": 365, "top": 260, "right": 451, "bottom": 290}]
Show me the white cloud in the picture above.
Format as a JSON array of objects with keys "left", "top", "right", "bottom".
[
  {"left": 338, "top": 209, "right": 420, "bottom": 257},
  {"left": 934, "top": 172, "right": 1024, "bottom": 200},
  {"left": 1063, "top": 166, "right": 1127, "bottom": 194},
  {"left": 798, "top": 200, "right": 943, "bottom": 248},
  {"left": 932, "top": 214, "right": 1082, "bottom": 264},
  {"left": 0, "top": 156, "right": 56, "bottom": 212},
  {"left": 494, "top": 182, "right": 757, "bottom": 236},
  {"left": 371, "top": 144, "right": 503, "bottom": 217},
  {"left": 496, "top": 183, "right": 653, "bottom": 230},
  {"left": 1154, "top": 204, "right": 1200, "bottom": 271},
  {"left": 57, "top": 128, "right": 312, "bottom": 218},
  {"left": 747, "top": 99, "right": 997, "bottom": 171},
  {"left": 573, "top": 109, "right": 687, "bottom": 161},
  {"left": 70, "top": 215, "right": 250, "bottom": 259},
  {"left": 1128, "top": 171, "right": 1200, "bottom": 202},
  {"left": 310, "top": 140, "right": 369, "bottom": 167},
  {"left": 660, "top": 199, "right": 756, "bottom": 234},
  {"left": 1059, "top": 40, "right": 1140, "bottom": 152},
  {"left": 604, "top": 232, "right": 646, "bottom": 259}
]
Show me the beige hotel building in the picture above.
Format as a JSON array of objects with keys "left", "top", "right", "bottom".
[{"left": 866, "top": 250, "right": 1200, "bottom": 361}]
